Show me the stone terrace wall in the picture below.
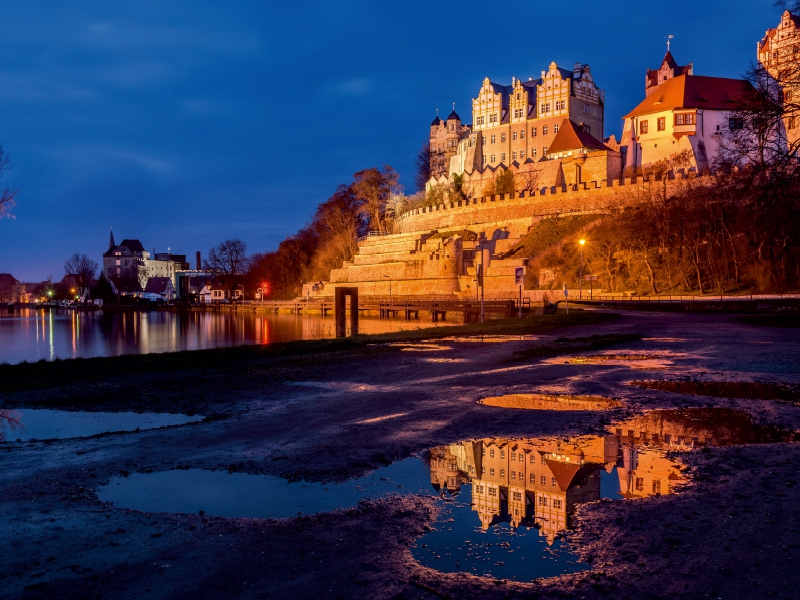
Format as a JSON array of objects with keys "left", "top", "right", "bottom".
[{"left": 398, "top": 172, "right": 711, "bottom": 237}]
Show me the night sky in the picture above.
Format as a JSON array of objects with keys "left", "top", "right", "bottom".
[{"left": 0, "top": 0, "right": 779, "bottom": 281}]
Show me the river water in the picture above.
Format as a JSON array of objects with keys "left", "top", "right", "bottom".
[{"left": 0, "top": 307, "right": 460, "bottom": 364}]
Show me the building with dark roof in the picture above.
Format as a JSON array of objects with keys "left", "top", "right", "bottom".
[
  {"left": 0, "top": 274, "right": 25, "bottom": 303},
  {"left": 429, "top": 60, "right": 605, "bottom": 181},
  {"left": 103, "top": 230, "right": 189, "bottom": 291}
]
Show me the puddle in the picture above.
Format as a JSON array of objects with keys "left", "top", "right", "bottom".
[
  {"left": 632, "top": 379, "right": 799, "bottom": 402},
  {"left": 439, "top": 335, "right": 541, "bottom": 343},
  {"left": 98, "top": 458, "right": 432, "bottom": 519},
  {"left": 96, "top": 407, "right": 795, "bottom": 583},
  {"left": 0, "top": 409, "right": 202, "bottom": 442},
  {"left": 422, "top": 358, "right": 467, "bottom": 363},
  {"left": 554, "top": 353, "right": 675, "bottom": 370},
  {"left": 390, "top": 343, "right": 454, "bottom": 352},
  {"left": 478, "top": 394, "right": 621, "bottom": 411}
]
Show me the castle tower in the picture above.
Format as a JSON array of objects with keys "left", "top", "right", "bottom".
[
  {"left": 109, "top": 227, "right": 116, "bottom": 250},
  {"left": 645, "top": 51, "right": 693, "bottom": 96},
  {"left": 758, "top": 10, "right": 800, "bottom": 148}
]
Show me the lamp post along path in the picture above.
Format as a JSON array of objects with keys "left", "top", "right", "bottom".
[{"left": 579, "top": 238, "right": 585, "bottom": 300}]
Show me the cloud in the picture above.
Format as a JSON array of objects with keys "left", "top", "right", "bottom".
[{"left": 327, "top": 78, "right": 373, "bottom": 96}]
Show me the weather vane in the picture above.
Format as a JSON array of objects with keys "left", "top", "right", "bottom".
[{"left": 666, "top": 34, "right": 674, "bottom": 51}]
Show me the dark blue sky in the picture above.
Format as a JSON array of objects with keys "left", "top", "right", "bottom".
[{"left": 0, "top": 0, "right": 779, "bottom": 281}]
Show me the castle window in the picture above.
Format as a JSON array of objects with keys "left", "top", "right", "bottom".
[
  {"left": 657, "top": 117, "right": 666, "bottom": 131},
  {"left": 790, "top": 116, "right": 797, "bottom": 130},
  {"left": 501, "top": 153, "right": 506, "bottom": 162},
  {"left": 551, "top": 477, "right": 556, "bottom": 486},
  {"left": 491, "top": 154, "right": 496, "bottom": 163},
  {"left": 483, "top": 154, "right": 486, "bottom": 163},
  {"left": 512, "top": 151, "right": 517, "bottom": 160},
  {"left": 553, "top": 499, "right": 563, "bottom": 509},
  {"left": 532, "top": 148, "right": 537, "bottom": 157},
  {"left": 500, "top": 450, "right": 505, "bottom": 459},
  {"left": 543, "top": 146, "right": 548, "bottom": 155},
  {"left": 501, "top": 133, "right": 506, "bottom": 143},
  {"left": 532, "top": 127, "right": 537, "bottom": 137},
  {"left": 541, "top": 475, "right": 546, "bottom": 485},
  {"left": 583, "top": 103, "right": 591, "bottom": 114},
  {"left": 539, "top": 496, "right": 548, "bottom": 506},
  {"left": 729, "top": 117, "right": 744, "bottom": 130},
  {"left": 500, "top": 469, "right": 505, "bottom": 478},
  {"left": 512, "top": 131, "right": 517, "bottom": 141},
  {"left": 653, "top": 480, "right": 662, "bottom": 494},
  {"left": 491, "top": 134, "right": 496, "bottom": 144},
  {"left": 511, "top": 471, "right": 516, "bottom": 480},
  {"left": 640, "top": 120, "right": 649, "bottom": 134},
  {"left": 542, "top": 125, "right": 548, "bottom": 135},
  {"left": 635, "top": 478, "right": 644, "bottom": 491},
  {"left": 554, "top": 124, "right": 559, "bottom": 134},
  {"left": 490, "top": 468, "right": 495, "bottom": 476},
  {"left": 520, "top": 129, "right": 525, "bottom": 139},
  {"left": 556, "top": 100, "right": 565, "bottom": 111},
  {"left": 530, "top": 473, "right": 535, "bottom": 483},
  {"left": 582, "top": 124, "right": 591, "bottom": 134},
  {"left": 520, "top": 151, "right": 525, "bottom": 159},
  {"left": 490, "top": 449, "right": 495, "bottom": 458}
]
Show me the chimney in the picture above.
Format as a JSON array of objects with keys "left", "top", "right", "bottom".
[
  {"left": 573, "top": 62, "right": 582, "bottom": 76},
  {"left": 196, "top": 251, "right": 201, "bottom": 270}
]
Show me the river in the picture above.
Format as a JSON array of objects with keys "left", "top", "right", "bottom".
[{"left": 0, "top": 307, "right": 460, "bottom": 364}]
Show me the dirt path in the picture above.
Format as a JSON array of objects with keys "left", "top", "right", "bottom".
[{"left": 1, "top": 311, "right": 799, "bottom": 599}]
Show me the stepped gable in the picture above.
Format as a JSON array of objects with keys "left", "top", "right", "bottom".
[
  {"left": 547, "top": 119, "right": 611, "bottom": 155},
  {"left": 626, "top": 75, "right": 754, "bottom": 119},
  {"left": 645, "top": 51, "right": 693, "bottom": 94}
]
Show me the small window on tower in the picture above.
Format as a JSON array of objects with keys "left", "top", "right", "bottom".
[
  {"left": 543, "top": 125, "right": 548, "bottom": 135},
  {"left": 501, "top": 133, "right": 506, "bottom": 143},
  {"left": 554, "top": 124, "right": 559, "bottom": 134},
  {"left": 531, "top": 127, "right": 537, "bottom": 137}
]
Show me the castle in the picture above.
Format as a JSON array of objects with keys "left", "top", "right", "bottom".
[{"left": 306, "top": 10, "right": 796, "bottom": 300}]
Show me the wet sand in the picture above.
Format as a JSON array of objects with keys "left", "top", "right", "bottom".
[{"left": 1, "top": 311, "right": 800, "bottom": 599}]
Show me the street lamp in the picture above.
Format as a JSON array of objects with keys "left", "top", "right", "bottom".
[{"left": 579, "top": 239, "right": 586, "bottom": 299}]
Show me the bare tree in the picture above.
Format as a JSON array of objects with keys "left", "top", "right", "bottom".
[
  {"left": 204, "top": 239, "right": 249, "bottom": 277},
  {"left": 0, "top": 410, "right": 22, "bottom": 442},
  {"left": 414, "top": 141, "right": 432, "bottom": 192},
  {"left": 352, "top": 166, "right": 401, "bottom": 235},
  {"left": 0, "top": 144, "right": 19, "bottom": 221},
  {"left": 63, "top": 253, "right": 98, "bottom": 297}
]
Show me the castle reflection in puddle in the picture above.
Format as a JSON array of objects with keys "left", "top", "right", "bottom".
[{"left": 427, "top": 408, "right": 791, "bottom": 544}]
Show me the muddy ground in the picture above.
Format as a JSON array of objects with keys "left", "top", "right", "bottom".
[{"left": 1, "top": 310, "right": 800, "bottom": 599}]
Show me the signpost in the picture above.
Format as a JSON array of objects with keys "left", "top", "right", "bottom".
[
  {"left": 514, "top": 267, "right": 524, "bottom": 318},
  {"left": 563, "top": 282, "right": 569, "bottom": 315},
  {"left": 584, "top": 275, "right": 598, "bottom": 300}
]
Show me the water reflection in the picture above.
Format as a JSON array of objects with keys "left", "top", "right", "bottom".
[
  {"left": 478, "top": 393, "right": 621, "bottom": 411},
  {"left": 0, "top": 308, "right": 460, "bottom": 364},
  {"left": 0, "top": 408, "right": 202, "bottom": 442}
]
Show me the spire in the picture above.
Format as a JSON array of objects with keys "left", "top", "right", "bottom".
[{"left": 109, "top": 227, "right": 115, "bottom": 250}]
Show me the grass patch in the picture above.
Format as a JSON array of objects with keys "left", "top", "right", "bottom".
[
  {"left": 510, "top": 333, "right": 642, "bottom": 362},
  {"left": 0, "top": 310, "right": 619, "bottom": 393},
  {"left": 632, "top": 379, "right": 799, "bottom": 402},
  {"left": 738, "top": 314, "right": 800, "bottom": 328}
]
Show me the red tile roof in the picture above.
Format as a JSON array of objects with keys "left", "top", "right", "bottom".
[
  {"left": 625, "top": 75, "right": 755, "bottom": 119},
  {"left": 547, "top": 119, "right": 612, "bottom": 155}
]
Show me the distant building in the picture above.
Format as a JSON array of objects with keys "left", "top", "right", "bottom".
[
  {"left": 143, "top": 277, "right": 176, "bottom": 302},
  {"left": 206, "top": 276, "right": 244, "bottom": 302},
  {"left": 0, "top": 274, "right": 25, "bottom": 303},
  {"left": 621, "top": 51, "right": 755, "bottom": 174},
  {"left": 102, "top": 229, "right": 186, "bottom": 289}
]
